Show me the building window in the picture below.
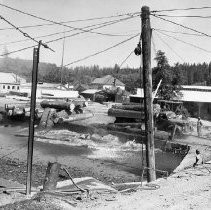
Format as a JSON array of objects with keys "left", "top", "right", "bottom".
[
  {"left": 12, "top": 86, "right": 15, "bottom": 89},
  {"left": 7, "top": 86, "right": 10, "bottom": 89},
  {"left": 17, "top": 86, "right": 20, "bottom": 90},
  {"left": 3, "top": 85, "right": 5, "bottom": 89}
]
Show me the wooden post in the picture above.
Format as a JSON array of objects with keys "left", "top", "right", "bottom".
[
  {"left": 141, "top": 6, "right": 156, "bottom": 182},
  {"left": 26, "top": 41, "right": 41, "bottom": 195}
]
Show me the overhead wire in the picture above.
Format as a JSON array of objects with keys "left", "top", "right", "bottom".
[
  {"left": 151, "top": 6, "right": 211, "bottom": 13},
  {"left": 155, "top": 14, "right": 211, "bottom": 19},
  {"left": 153, "top": 28, "right": 205, "bottom": 37},
  {"left": 0, "top": 16, "right": 138, "bottom": 47},
  {"left": 0, "top": 14, "right": 54, "bottom": 51},
  {"left": 0, "top": 3, "right": 140, "bottom": 37},
  {"left": 64, "top": 33, "right": 140, "bottom": 67},
  {"left": 119, "top": 50, "right": 134, "bottom": 68},
  {"left": 0, "top": 11, "right": 141, "bottom": 31},
  {"left": 151, "top": 32, "right": 157, "bottom": 57},
  {"left": 0, "top": 15, "right": 138, "bottom": 57},
  {"left": 153, "top": 30, "right": 186, "bottom": 62},
  {"left": 154, "top": 29, "right": 211, "bottom": 53},
  {"left": 151, "top": 14, "right": 211, "bottom": 38}
]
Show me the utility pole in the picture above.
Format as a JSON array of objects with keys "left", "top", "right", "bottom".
[
  {"left": 141, "top": 6, "right": 156, "bottom": 182},
  {"left": 26, "top": 41, "right": 41, "bottom": 195},
  {"left": 60, "top": 30, "right": 65, "bottom": 87}
]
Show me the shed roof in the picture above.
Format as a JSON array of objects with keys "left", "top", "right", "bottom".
[
  {"left": 178, "top": 90, "right": 211, "bottom": 103},
  {"left": 92, "top": 75, "right": 125, "bottom": 86}
]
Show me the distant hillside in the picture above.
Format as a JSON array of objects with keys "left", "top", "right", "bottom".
[{"left": 0, "top": 57, "right": 59, "bottom": 82}]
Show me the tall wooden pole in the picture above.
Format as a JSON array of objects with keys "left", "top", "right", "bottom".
[
  {"left": 141, "top": 6, "right": 156, "bottom": 182},
  {"left": 26, "top": 41, "right": 41, "bottom": 195}
]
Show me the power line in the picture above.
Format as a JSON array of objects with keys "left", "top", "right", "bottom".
[
  {"left": 119, "top": 50, "right": 134, "bottom": 68},
  {"left": 0, "top": 12, "right": 140, "bottom": 31},
  {"left": 0, "top": 14, "right": 54, "bottom": 51},
  {"left": 154, "top": 30, "right": 186, "bottom": 62},
  {"left": 0, "top": 3, "right": 139, "bottom": 37},
  {"left": 151, "top": 33, "right": 157, "bottom": 57},
  {"left": 45, "top": 16, "right": 138, "bottom": 44},
  {"left": 0, "top": 16, "right": 136, "bottom": 57},
  {"left": 64, "top": 33, "right": 140, "bottom": 67},
  {"left": 154, "top": 29, "right": 211, "bottom": 53},
  {"left": 153, "top": 28, "right": 205, "bottom": 37},
  {"left": 151, "top": 14, "right": 211, "bottom": 38},
  {"left": 0, "top": 16, "right": 137, "bottom": 47},
  {"left": 151, "top": 6, "right": 211, "bottom": 13},
  {"left": 155, "top": 14, "right": 211, "bottom": 19}
]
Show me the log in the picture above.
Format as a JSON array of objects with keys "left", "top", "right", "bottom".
[
  {"left": 112, "top": 104, "right": 144, "bottom": 111},
  {"left": 43, "top": 162, "right": 61, "bottom": 191},
  {"left": 40, "top": 100, "right": 74, "bottom": 111},
  {"left": 39, "top": 108, "right": 51, "bottom": 128},
  {"left": 113, "top": 122, "right": 143, "bottom": 129},
  {"left": 108, "top": 108, "right": 145, "bottom": 119},
  {"left": 40, "top": 100, "right": 86, "bottom": 111},
  {"left": 59, "top": 112, "right": 94, "bottom": 123},
  {"left": 107, "top": 124, "right": 145, "bottom": 135}
]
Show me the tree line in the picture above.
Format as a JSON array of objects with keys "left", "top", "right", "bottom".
[{"left": 1, "top": 50, "right": 211, "bottom": 95}]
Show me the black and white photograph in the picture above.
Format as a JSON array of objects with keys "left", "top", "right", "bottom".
[{"left": 0, "top": 0, "right": 211, "bottom": 209}]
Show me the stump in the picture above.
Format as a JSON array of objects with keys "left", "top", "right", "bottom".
[{"left": 43, "top": 162, "right": 61, "bottom": 191}]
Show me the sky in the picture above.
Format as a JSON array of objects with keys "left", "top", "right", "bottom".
[{"left": 0, "top": 0, "right": 211, "bottom": 68}]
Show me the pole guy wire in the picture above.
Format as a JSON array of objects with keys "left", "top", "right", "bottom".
[
  {"left": 0, "top": 15, "right": 54, "bottom": 52},
  {"left": 64, "top": 33, "right": 140, "bottom": 67}
]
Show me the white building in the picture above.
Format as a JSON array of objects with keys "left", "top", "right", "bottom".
[
  {"left": 91, "top": 75, "right": 125, "bottom": 90},
  {"left": 0, "top": 72, "right": 26, "bottom": 93},
  {"left": 20, "top": 82, "right": 79, "bottom": 99}
]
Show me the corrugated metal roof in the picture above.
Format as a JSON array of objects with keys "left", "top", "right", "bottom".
[
  {"left": 0, "top": 72, "right": 25, "bottom": 84},
  {"left": 92, "top": 75, "right": 125, "bottom": 86}
]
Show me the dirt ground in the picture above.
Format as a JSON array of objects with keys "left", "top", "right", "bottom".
[{"left": 0, "top": 98, "right": 211, "bottom": 209}]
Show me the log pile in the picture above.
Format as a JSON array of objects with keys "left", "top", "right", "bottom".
[
  {"left": 107, "top": 103, "right": 169, "bottom": 140},
  {"left": 39, "top": 99, "right": 93, "bottom": 128},
  {"left": 108, "top": 103, "right": 145, "bottom": 123}
]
